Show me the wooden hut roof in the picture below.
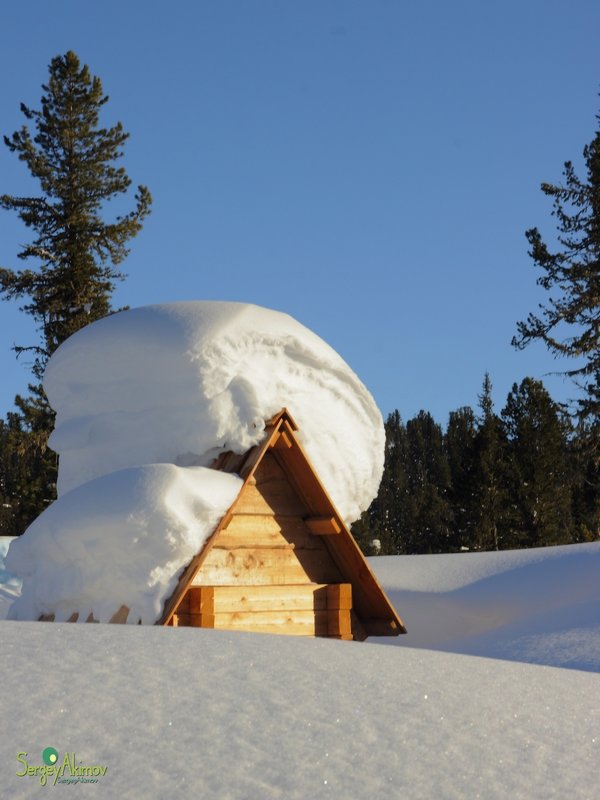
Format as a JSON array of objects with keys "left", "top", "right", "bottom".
[{"left": 159, "top": 409, "right": 406, "bottom": 637}]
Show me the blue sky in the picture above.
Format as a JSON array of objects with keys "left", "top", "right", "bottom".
[{"left": 1, "top": 1, "right": 599, "bottom": 426}]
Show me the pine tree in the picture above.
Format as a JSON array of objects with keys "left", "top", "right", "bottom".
[
  {"left": 513, "top": 106, "right": 600, "bottom": 451},
  {"left": 0, "top": 51, "right": 151, "bottom": 532},
  {"left": 501, "top": 378, "right": 574, "bottom": 547}
]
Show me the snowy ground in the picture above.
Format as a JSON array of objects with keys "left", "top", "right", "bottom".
[{"left": 1, "top": 538, "right": 598, "bottom": 799}]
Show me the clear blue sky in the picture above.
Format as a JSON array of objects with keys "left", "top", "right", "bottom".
[{"left": 1, "top": 1, "right": 599, "bottom": 426}]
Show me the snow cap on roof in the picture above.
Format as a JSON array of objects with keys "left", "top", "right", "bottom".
[{"left": 45, "top": 301, "right": 385, "bottom": 525}]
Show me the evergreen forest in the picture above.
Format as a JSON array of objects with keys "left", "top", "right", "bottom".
[{"left": 351, "top": 374, "right": 600, "bottom": 554}]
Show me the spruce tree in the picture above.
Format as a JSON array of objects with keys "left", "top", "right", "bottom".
[
  {"left": 513, "top": 106, "right": 600, "bottom": 451},
  {"left": 570, "top": 433, "right": 600, "bottom": 541},
  {"left": 0, "top": 51, "right": 152, "bottom": 532},
  {"left": 472, "top": 373, "right": 507, "bottom": 550},
  {"left": 404, "top": 411, "right": 453, "bottom": 553},
  {"left": 364, "top": 410, "right": 415, "bottom": 554},
  {"left": 501, "top": 378, "right": 574, "bottom": 547},
  {"left": 445, "top": 406, "right": 478, "bottom": 550}
]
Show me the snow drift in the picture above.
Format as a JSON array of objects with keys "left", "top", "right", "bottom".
[
  {"left": 371, "top": 541, "right": 600, "bottom": 672},
  {"left": 6, "top": 301, "right": 385, "bottom": 623}
]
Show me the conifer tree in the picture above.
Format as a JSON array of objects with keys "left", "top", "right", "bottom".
[
  {"left": 0, "top": 413, "right": 54, "bottom": 535},
  {"left": 1, "top": 50, "right": 152, "bottom": 377},
  {"left": 366, "top": 410, "right": 416, "bottom": 554},
  {"left": 513, "top": 106, "right": 600, "bottom": 451},
  {"left": 445, "top": 406, "right": 477, "bottom": 550},
  {"left": 472, "top": 373, "right": 507, "bottom": 550},
  {"left": 404, "top": 411, "right": 453, "bottom": 553},
  {"left": 570, "top": 433, "right": 600, "bottom": 541},
  {"left": 501, "top": 378, "right": 574, "bottom": 546},
  {"left": 0, "top": 51, "right": 152, "bottom": 532}
]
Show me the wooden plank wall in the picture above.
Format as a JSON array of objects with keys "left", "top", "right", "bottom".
[
  {"left": 170, "top": 449, "right": 357, "bottom": 639},
  {"left": 192, "top": 452, "right": 344, "bottom": 587}
]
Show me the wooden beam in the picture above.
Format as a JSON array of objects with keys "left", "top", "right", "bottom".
[
  {"left": 278, "top": 430, "right": 293, "bottom": 449},
  {"left": 188, "top": 586, "right": 215, "bottom": 614},
  {"left": 175, "top": 612, "right": 215, "bottom": 628},
  {"left": 363, "top": 618, "right": 403, "bottom": 636},
  {"left": 326, "top": 583, "right": 352, "bottom": 610},
  {"left": 305, "top": 516, "right": 341, "bottom": 535},
  {"left": 327, "top": 608, "right": 352, "bottom": 637}
]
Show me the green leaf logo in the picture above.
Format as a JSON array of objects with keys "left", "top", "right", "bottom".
[{"left": 42, "top": 747, "right": 58, "bottom": 766}]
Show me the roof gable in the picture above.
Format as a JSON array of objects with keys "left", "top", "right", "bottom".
[{"left": 159, "top": 409, "right": 406, "bottom": 637}]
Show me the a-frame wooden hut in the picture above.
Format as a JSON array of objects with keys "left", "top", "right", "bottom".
[{"left": 158, "top": 409, "right": 406, "bottom": 641}]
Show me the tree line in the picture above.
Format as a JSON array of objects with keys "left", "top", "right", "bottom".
[
  {"left": 351, "top": 373, "right": 599, "bottom": 554},
  {"left": 0, "top": 51, "right": 599, "bottom": 550}
]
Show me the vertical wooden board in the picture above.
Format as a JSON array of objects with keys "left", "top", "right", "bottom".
[
  {"left": 327, "top": 583, "right": 352, "bottom": 610},
  {"left": 188, "top": 586, "right": 214, "bottom": 614},
  {"left": 350, "top": 611, "right": 368, "bottom": 642},
  {"left": 177, "top": 592, "right": 190, "bottom": 613},
  {"left": 327, "top": 608, "right": 353, "bottom": 636},
  {"left": 174, "top": 612, "right": 215, "bottom": 628}
]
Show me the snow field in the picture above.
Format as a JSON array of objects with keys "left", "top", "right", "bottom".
[
  {"left": 1, "top": 541, "right": 598, "bottom": 798},
  {"left": 0, "top": 622, "right": 597, "bottom": 800}
]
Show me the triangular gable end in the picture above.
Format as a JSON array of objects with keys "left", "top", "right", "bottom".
[{"left": 159, "top": 409, "right": 406, "bottom": 639}]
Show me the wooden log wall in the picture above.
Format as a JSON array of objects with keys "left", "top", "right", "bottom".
[{"left": 171, "top": 582, "right": 353, "bottom": 639}]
